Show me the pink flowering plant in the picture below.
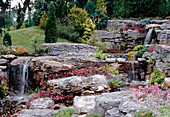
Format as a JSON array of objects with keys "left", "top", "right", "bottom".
[
  {"left": 130, "top": 82, "right": 170, "bottom": 104},
  {"left": 27, "top": 68, "right": 116, "bottom": 108}
]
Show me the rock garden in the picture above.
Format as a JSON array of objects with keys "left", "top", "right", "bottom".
[{"left": 0, "top": 0, "right": 170, "bottom": 117}]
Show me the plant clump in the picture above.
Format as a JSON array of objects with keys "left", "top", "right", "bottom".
[
  {"left": 3, "top": 33, "right": 12, "bottom": 46},
  {"left": 86, "top": 113, "right": 101, "bottom": 117},
  {"left": 53, "top": 108, "right": 73, "bottom": 117}
]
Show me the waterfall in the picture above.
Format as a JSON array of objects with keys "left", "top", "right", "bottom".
[
  {"left": 144, "top": 29, "right": 153, "bottom": 45},
  {"left": 131, "top": 61, "right": 135, "bottom": 80},
  {"left": 9, "top": 60, "right": 29, "bottom": 96},
  {"left": 20, "top": 61, "right": 29, "bottom": 96}
]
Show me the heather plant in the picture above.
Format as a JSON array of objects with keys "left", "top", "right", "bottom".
[
  {"left": 86, "top": 113, "right": 101, "bottom": 117},
  {"left": 53, "top": 108, "right": 73, "bottom": 117},
  {"left": 158, "top": 104, "right": 170, "bottom": 117},
  {"left": 134, "top": 109, "right": 154, "bottom": 117}
]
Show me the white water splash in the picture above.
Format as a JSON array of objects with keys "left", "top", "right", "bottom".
[{"left": 144, "top": 29, "right": 153, "bottom": 45}]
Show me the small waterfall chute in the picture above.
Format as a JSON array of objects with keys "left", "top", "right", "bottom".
[{"left": 144, "top": 29, "right": 153, "bottom": 46}]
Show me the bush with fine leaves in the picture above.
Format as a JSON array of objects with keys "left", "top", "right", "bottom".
[{"left": 53, "top": 108, "right": 73, "bottom": 117}]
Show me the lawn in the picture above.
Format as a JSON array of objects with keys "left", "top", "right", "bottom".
[{"left": 1, "top": 26, "right": 73, "bottom": 52}]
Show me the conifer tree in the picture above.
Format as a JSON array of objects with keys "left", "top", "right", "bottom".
[
  {"left": 45, "top": 2, "right": 57, "bottom": 43},
  {"left": 57, "top": 0, "right": 68, "bottom": 19}
]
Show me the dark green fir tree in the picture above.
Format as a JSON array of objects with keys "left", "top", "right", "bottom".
[{"left": 45, "top": 2, "right": 57, "bottom": 43}]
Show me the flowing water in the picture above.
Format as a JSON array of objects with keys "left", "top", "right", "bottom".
[
  {"left": 144, "top": 29, "right": 153, "bottom": 45},
  {"left": 131, "top": 61, "right": 135, "bottom": 80},
  {"left": 0, "top": 61, "right": 29, "bottom": 116}
]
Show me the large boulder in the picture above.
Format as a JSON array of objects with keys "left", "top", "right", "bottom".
[
  {"left": 72, "top": 91, "right": 149, "bottom": 117},
  {"left": 47, "top": 75, "right": 110, "bottom": 94}
]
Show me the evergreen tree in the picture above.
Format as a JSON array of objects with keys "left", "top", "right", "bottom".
[
  {"left": 16, "top": 3, "right": 22, "bottom": 29},
  {"left": 85, "top": 1, "right": 95, "bottom": 16},
  {"left": 3, "top": 33, "right": 12, "bottom": 46},
  {"left": 96, "top": 0, "right": 107, "bottom": 15},
  {"left": 45, "top": 2, "right": 57, "bottom": 43},
  {"left": 57, "top": 0, "right": 68, "bottom": 19}
]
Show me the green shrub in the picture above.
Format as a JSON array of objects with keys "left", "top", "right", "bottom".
[
  {"left": 96, "top": 0, "right": 107, "bottom": 15},
  {"left": 86, "top": 113, "right": 101, "bottom": 117},
  {"left": 146, "top": 69, "right": 165, "bottom": 85},
  {"left": 134, "top": 45, "right": 144, "bottom": 51},
  {"left": 93, "top": 9, "right": 109, "bottom": 30},
  {"left": 53, "top": 108, "right": 73, "bottom": 117},
  {"left": 39, "top": 12, "right": 48, "bottom": 29},
  {"left": 30, "top": 33, "right": 44, "bottom": 55},
  {"left": 120, "top": 42, "right": 126, "bottom": 50},
  {"left": 26, "top": 88, "right": 39, "bottom": 96},
  {"left": 45, "top": 2, "right": 58, "bottom": 43},
  {"left": 158, "top": 104, "right": 170, "bottom": 117},
  {"left": 3, "top": 33, "right": 12, "bottom": 46},
  {"left": 86, "top": 34, "right": 110, "bottom": 52},
  {"left": 21, "top": 22, "right": 26, "bottom": 29},
  {"left": 105, "top": 63, "right": 119, "bottom": 75},
  {"left": 95, "top": 48, "right": 107, "bottom": 60},
  {"left": 135, "top": 47, "right": 149, "bottom": 60},
  {"left": 134, "top": 109, "right": 154, "bottom": 117},
  {"left": 0, "top": 83, "right": 8, "bottom": 99}
]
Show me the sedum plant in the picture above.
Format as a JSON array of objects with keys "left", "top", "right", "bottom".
[
  {"left": 95, "top": 48, "right": 107, "bottom": 60},
  {"left": 134, "top": 45, "right": 144, "bottom": 51}
]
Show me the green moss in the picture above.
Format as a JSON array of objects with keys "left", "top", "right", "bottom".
[{"left": 158, "top": 104, "right": 170, "bottom": 117}]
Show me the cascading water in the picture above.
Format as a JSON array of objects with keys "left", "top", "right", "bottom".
[
  {"left": 131, "top": 61, "right": 135, "bottom": 80},
  {"left": 8, "top": 60, "right": 29, "bottom": 96},
  {"left": 144, "top": 29, "right": 153, "bottom": 45},
  {"left": 20, "top": 61, "right": 29, "bottom": 96}
]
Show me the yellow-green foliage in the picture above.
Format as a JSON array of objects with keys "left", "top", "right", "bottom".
[
  {"left": 10, "top": 26, "right": 16, "bottom": 31},
  {"left": 39, "top": 12, "right": 48, "bottom": 29},
  {"left": 69, "top": 6, "right": 89, "bottom": 25},
  {"left": 53, "top": 108, "right": 73, "bottom": 117},
  {"left": 21, "top": 22, "right": 26, "bottom": 29},
  {"left": 134, "top": 45, "right": 144, "bottom": 51},
  {"left": 96, "top": 0, "right": 107, "bottom": 14},
  {"left": 82, "top": 18, "right": 96, "bottom": 41},
  {"left": 105, "top": 63, "right": 119, "bottom": 74},
  {"left": 95, "top": 48, "right": 107, "bottom": 60},
  {"left": 69, "top": 6, "right": 96, "bottom": 41}
]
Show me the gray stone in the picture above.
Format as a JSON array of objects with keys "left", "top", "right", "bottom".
[
  {"left": 137, "top": 58, "right": 146, "bottom": 62},
  {"left": 47, "top": 75, "right": 110, "bottom": 94},
  {"left": 0, "top": 66, "right": 7, "bottom": 70},
  {"left": 14, "top": 109, "right": 57, "bottom": 117},
  {"left": 155, "top": 45, "right": 170, "bottom": 63},
  {"left": 0, "top": 59, "right": 8, "bottom": 65},
  {"left": 105, "top": 58, "right": 116, "bottom": 63},
  {"left": 2, "top": 55, "right": 16, "bottom": 60},
  {"left": 30, "top": 98, "right": 54, "bottom": 109},
  {"left": 119, "top": 100, "right": 148, "bottom": 114},
  {"left": 117, "top": 58, "right": 126, "bottom": 63},
  {"left": 105, "top": 108, "right": 123, "bottom": 117},
  {"left": 142, "top": 52, "right": 153, "bottom": 59},
  {"left": 73, "top": 96, "right": 96, "bottom": 115},
  {"left": 40, "top": 43, "right": 96, "bottom": 55}
]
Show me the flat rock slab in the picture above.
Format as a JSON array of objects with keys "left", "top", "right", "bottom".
[
  {"left": 30, "top": 98, "right": 54, "bottom": 109},
  {"left": 0, "top": 59, "right": 8, "bottom": 65},
  {"left": 14, "top": 109, "right": 57, "bottom": 117}
]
